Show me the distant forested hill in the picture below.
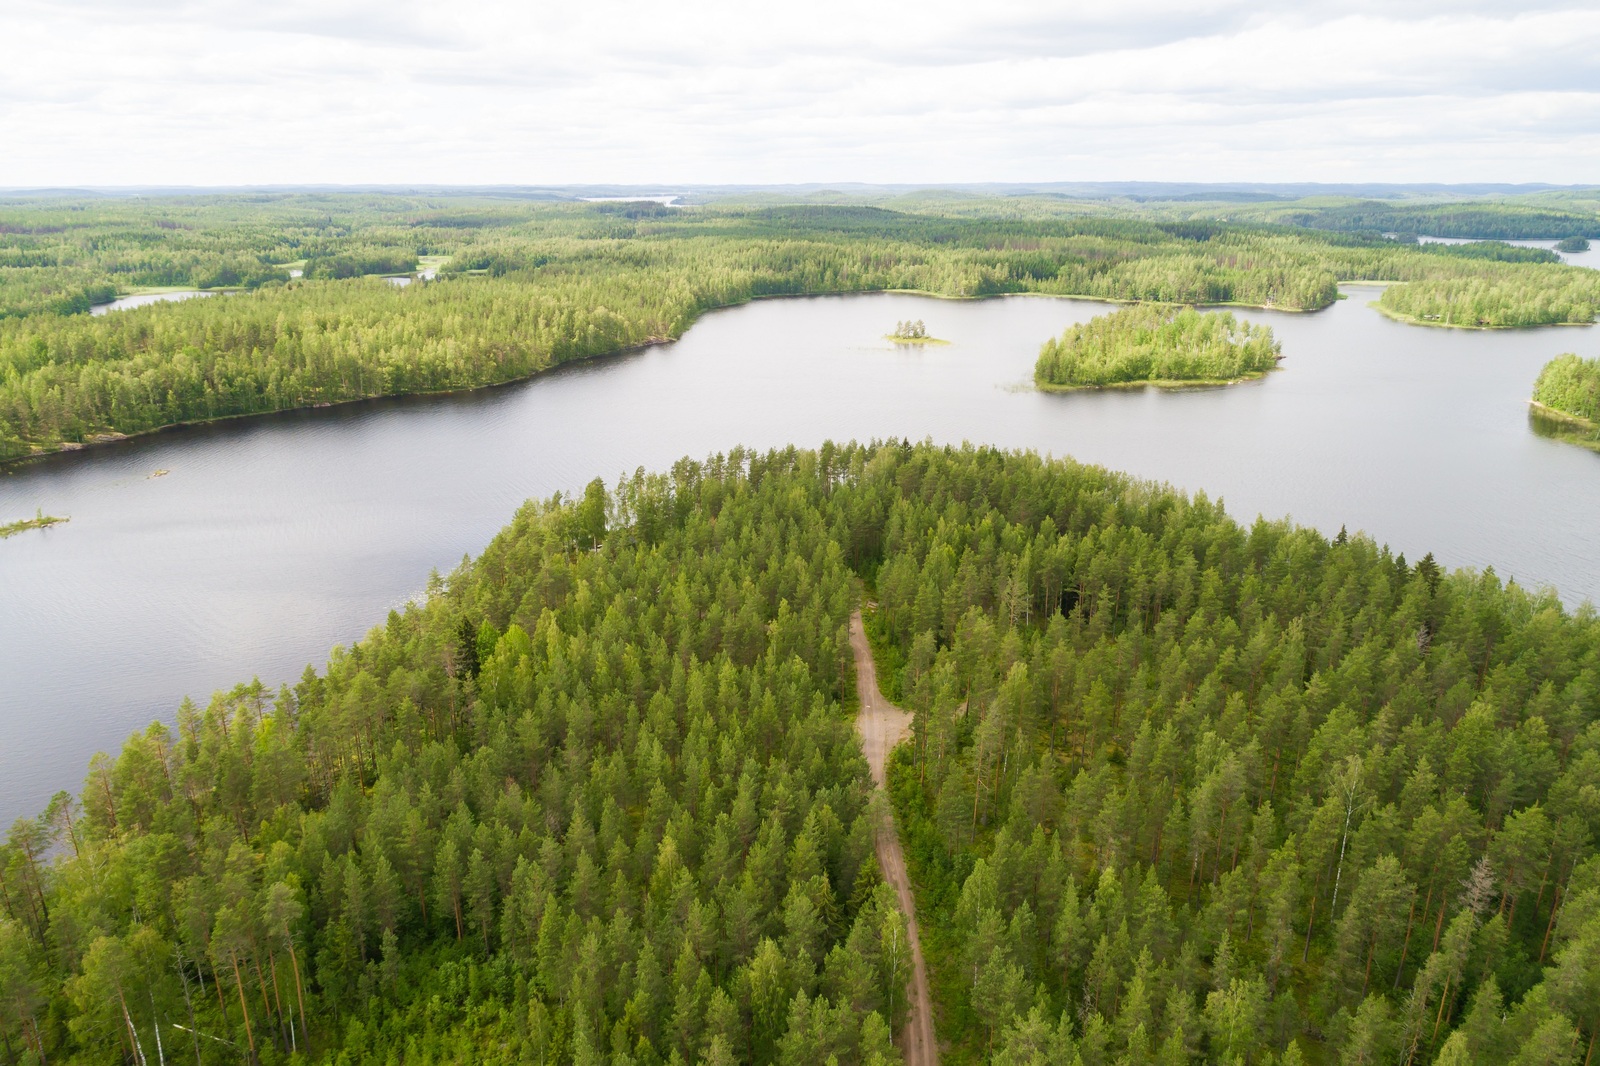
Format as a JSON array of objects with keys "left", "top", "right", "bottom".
[{"left": 1226, "top": 199, "right": 1600, "bottom": 241}]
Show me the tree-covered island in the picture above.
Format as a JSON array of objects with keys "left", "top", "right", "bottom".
[
  {"left": 1531, "top": 353, "right": 1600, "bottom": 451},
  {"left": 887, "top": 320, "right": 947, "bottom": 345},
  {"left": 1035, "top": 306, "right": 1282, "bottom": 390}
]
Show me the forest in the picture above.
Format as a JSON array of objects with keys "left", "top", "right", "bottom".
[
  {"left": 5, "top": 441, "right": 1600, "bottom": 1066},
  {"left": 1034, "top": 307, "right": 1281, "bottom": 389},
  {"left": 1533, "top": 354, "right": 1600, "bottom": 425},
  {"left": 1218, "top": 199, "right": 1600, "bottom": 241},
  {"left": 1415, "top": 242, "right": 1559, "bottom": 266},
  {"left": 1376, "top": 270, "right": 1600, "bottom": 329},
  {"left": 4, "top": 195, "right": 1600, "bottom": 461}
]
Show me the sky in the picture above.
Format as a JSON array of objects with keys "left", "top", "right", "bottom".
[{"left": 4, "top": 0, "right": 1600, "bottom": 187}]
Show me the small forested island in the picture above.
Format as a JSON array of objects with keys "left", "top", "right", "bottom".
[
  {"left": 1531, "top": 352, "right": 1600, "bottom": 451},
  {"left": 1555, "top": 236, "right": 1591, "bottom": 253},
  {"left": 1035, "top": 304, "right": 1281, "bottom": 390},
  {"left": 886, "top": 319, "right": 947, "bottom": 345},
  {"left": 0, "top": 508, "right": 68, "bottom": 538},
  {"left": 7, "top": 442, "right": 1600, "bottom": 1065}
]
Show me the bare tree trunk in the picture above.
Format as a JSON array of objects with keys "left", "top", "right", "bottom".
[
  {"left": 250, "top": 954, "right": 275, "bottom": 1039},
  {"left": 149, "top": 989, "right": 166, "bottom": 1066},
  {"left": 175, "top": 954, "right": 202, "bottom": 1066},
  {"left": 117, "top": 984, "right": 148, "bottom": 1066},
  {"left": 1394, "top": 895, "right": 1418, "bottom": 990},
  {"left": 1303, "top": 872, "right": 1323, "bottom": 963},
  {"left": 214, "top": 963, "right": 229, "bottom": 1025},
  {"left": 1539, "top": 883, "right": 1564, "bottom": 964},
  {"left": 229, "top": 951, "right": 256, "bottom": 1062},
  {"left": 29, "top": 1011, "right": 48, "bottom": 1062},
  {"left": 268, "top": 951, "right": 286, "bottom": 1044},
  {"left": 287, "top": 938, "right": 309, "bottom": 1039}
]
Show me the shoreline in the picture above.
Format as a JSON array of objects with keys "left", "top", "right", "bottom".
[
  {"left": 1529, "top": 400, "right": 1600, "bottom": 453},
  {"left": 1370, "top": 301, "right": 1596, "bottom": 331},
  {"left": 1529, "top": 399, "right": 1598, "bottom": 430},
  {"left": 4, "top": 277, "right": 1566, "bottom": 467},
  {"left": 4, "top": 285, "right": 1326, "bottom": 468},
  {"left": 1, "top": 334, "right": 676, "bottom": 468},
  {"left": 1035, "top": 368, "right": 1275, "bottom": 393}
]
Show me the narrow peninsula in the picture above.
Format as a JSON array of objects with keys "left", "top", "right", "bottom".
[
  {"left": 1531, "top": 353, "right": 1600, "bottom": 451},
  {"left": 1035, "top": 304, "right": 1281, "bottom": 390}
]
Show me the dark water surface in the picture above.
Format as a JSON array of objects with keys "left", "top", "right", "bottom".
[{"left": 2, "top": 288, "right": 1597, "bottom": 822}]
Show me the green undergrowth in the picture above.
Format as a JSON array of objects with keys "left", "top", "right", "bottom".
[{"left": 860, "top": 598, "right": 907, "bottom": 703}]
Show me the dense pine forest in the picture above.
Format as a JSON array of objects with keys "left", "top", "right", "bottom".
[
  {"left": 1034, "top": 307, "right": 1280, "bottom": 390},
  {"left": 1210, "top": 196, "right": 1600, "bottom": 242},
  {"left": 4, "top": 195, "right": 1600, "bottom": 461},
  {"left": 5, "top": 442, "right": 1599, "bottom": 1065}
]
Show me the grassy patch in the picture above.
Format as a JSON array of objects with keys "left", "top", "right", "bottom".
[
  {"left": 1, "top": 508, "right": 68, "bottom": 538},
  {"left": 861, "top": 599, "right": 907, "bottom": 702}
]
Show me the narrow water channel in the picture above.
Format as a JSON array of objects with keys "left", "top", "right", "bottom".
[{"left": 1, "top": 287, "right": 1595, "bottom": 822}]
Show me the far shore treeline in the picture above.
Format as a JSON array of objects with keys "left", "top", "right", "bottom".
[{"left": 6, "top": 196, "right": 1600, "bottom": 461}]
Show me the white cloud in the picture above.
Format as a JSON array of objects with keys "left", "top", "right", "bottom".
[{"left": 2, "top": 0, "right": 1598, "bottom": 184}]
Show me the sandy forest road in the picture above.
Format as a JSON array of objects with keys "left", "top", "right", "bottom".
[{"left": 849, "top": 610, "right": 939, "bottom": 1066}]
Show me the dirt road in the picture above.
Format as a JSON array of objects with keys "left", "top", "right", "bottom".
[{"left": 849, "top": 610, "right": 938, "bottom": 1066}]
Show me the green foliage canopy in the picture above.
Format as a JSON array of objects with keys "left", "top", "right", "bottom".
[
  {"left": 1035, "top": 305, "right": 1282, "bottom": 389},
  {"left": 5, "top": 441, "right": 1600, "bottom": 1065},
  {"left": 1534, "top": 354, "right": 1600, "bottom": 425}
]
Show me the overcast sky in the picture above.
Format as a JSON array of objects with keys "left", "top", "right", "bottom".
[{"left": 5, "top": 0, "right": 1600, "bottom": 186}]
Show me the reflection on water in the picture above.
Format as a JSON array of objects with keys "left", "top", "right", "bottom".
[
  {"left": 1529, "top": 406, "right": 1600, "bottom": 450},
  {"left": 1, "top": 287, "right": 1597, "bottom": 822}
]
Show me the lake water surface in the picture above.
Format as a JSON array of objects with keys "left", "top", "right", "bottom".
[
  {"left": 2, "top": 287, "right": 1597, "bottom": 822},
  {"left": 1417, "top": 235, "right": 1600, "bottom": 271},
  {"left": 90, "top": 290, "right": 209, "bottom": 315}
]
